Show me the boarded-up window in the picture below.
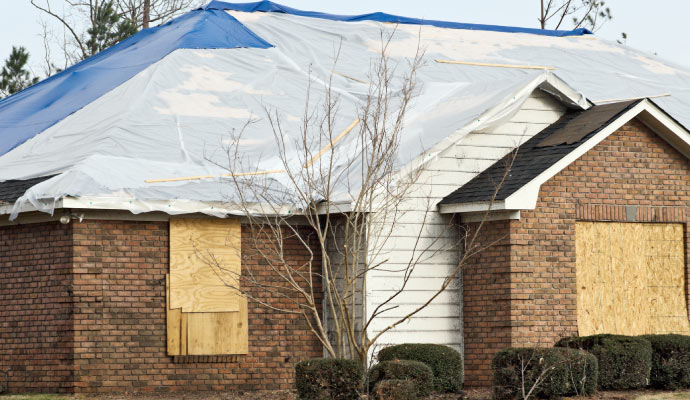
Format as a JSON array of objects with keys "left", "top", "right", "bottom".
[
  {"left": 576, "top": 222, "right": 690, "bottom": 336},
  {"left": 167, "top": 218, "right": 248, "bottom": 355}
]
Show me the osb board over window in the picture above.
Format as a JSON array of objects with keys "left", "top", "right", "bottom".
[
  {"left": 169, "top": 218, "right": 241, "bottom": 312},
  {"left": 576, "top": 221, "right": 690, "bottom": 336},
  {"left": 167, "top": 218, "right": 248, "bottom": 356}
]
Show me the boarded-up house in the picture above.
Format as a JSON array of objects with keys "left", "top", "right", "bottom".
[{"left": 1, "top": 0, "right": 689, "bottom": 393}]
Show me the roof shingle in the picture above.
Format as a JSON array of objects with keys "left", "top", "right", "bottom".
[
  {"left": 439, "top": 100, "right": 641, "bottom": 206},
  {"left": 0, "top": 176, "right": 55, "bottom": 204}
]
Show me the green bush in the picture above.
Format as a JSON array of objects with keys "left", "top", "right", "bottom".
[
  {"left": 641, "top": 334, "right": 690, "bottom": 389},
  {"left": 373, "top": 379, "right": 419, "bottom": 400},
  {"left": 295, "top": 358, "right": 362, "bottom": 400},
  {"left": 555, "top": 334, "right": 651, "bottom": 390},
  {"left": 368, "top": 360, "right": 434, "bottom": 398},
  {"left": 376, "top": 343, "right": 463, "bottom": 393},
  {"left": 492, "top": 347, "right": 598, "bottom": 400}
]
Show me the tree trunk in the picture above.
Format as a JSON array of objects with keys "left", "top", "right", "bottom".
[
  {"left": 143, "top": 0, "right": 151, "bottom": 28},
  {"left": 540, "top": 0, "right": 546, "bottom": 29}
]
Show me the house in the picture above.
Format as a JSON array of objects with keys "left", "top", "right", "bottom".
[{"left": 1, "top": 0, "right": 689, "bottom": 393}]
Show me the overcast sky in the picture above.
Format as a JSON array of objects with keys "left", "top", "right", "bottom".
[{"left": 1, "top": 0, "right": 689, "bottom": 78}]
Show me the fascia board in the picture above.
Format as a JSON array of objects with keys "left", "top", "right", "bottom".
[
  {"left": 438, "top": 200, "right": 507, "bottom": 214},
  {"left": 543, "top": 72, "right": 592, "bottom": 110},
  {"left": 636, "top": 105, "right": 690, "bottom": 159},
  {"left": 0, "top": 199, "right": 64, "bottom": 217},
  {"left": 61, "top": 196, "right": 298, "bottom": 217}
]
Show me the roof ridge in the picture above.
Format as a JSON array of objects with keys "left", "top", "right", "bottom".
[{"left": 205, "top": 0, "right": 593, "bottom": 37}]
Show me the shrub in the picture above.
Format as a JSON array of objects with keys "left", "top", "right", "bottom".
[
  {"left": 373, "top": 379, "right": 419, "bottom": 400},
  {"left": 555, "top": 334, "right": 651, "bottom": 390},
  {"left": 492, "top": 347, "right": 598, "bottom": 400},
  {"left": 368, "top": 360, "right": 434, "bottom": 398},
  {"left": 641, "top": 334, "right": 690, "bottom": 389},
  {"left": 295, "top": 358, "right": 362, "bottom": 400},
  {"left": 376, "top": 343, "right": 463, "bottom": 393}
]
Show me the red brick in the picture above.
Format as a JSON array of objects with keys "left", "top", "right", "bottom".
[
  {"left": 463, "top": 119, "right": 690, "bottom": 386},
  {"left": 0, "top": 220, "right": 322, "bottom": 393}
]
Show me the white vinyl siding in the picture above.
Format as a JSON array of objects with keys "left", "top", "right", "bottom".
[{"left": 363, "top": 89, "right": 567, "bottom": 356}]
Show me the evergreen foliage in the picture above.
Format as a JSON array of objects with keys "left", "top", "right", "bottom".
[
  {"left": 0, "top": 46, "right": 39, "bottom": 98},
  {"left": 86, "top": 1, "right": 138, "bottom": 57}
]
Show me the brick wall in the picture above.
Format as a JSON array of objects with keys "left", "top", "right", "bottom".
[
  {"left": 1, "top": 219, "right": 323, "bottom": 393},
  {"left": 70, "top": 220, "right": 323, "bottom": 393},
  {"left": 0, "top": 222, "right": 74, "bottom": 393},
  {"left": 462, "top": 119, "right": 690, "bottom": 386},
  {"left": 461, "top": 220, "right": 513, "bottom": 386}
]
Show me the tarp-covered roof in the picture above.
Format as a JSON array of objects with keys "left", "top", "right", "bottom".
[
  {"left": 205, "top": 0, "right": 593, "bottom": 36},
  {"left": 0, "top": 8, "right": 271, "bottom": 156},
  {"left": 0, "top": 1, "right": 689, "bottom": 219}
]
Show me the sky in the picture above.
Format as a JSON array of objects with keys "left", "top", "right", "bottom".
[{"left": 1, "top": 0, "right": 689, "bottom": 78}]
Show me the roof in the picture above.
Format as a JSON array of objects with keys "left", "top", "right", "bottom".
[
  {"left": 0, "top": 1, "right": 689, "bottom": 220},
  {"left": 0, "top": 176, "right": 55, "bottom": 204},
  {"left": 0, "top": 8, "right": 271, "bottom": 157},
  {"left": 205, "top": 1, "right": 592, "bottom": 37},
  {"left": 439, "top": 101, "right": 641, "bottom": 206}
]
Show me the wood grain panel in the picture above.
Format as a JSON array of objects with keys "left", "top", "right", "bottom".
[
  {"left": 576, "top": 222, "right": 689, "bottom": 336},
  {"left": 187, "top": 297, "right": 248, "bottom": 355},
  {"left": 170, "top": 218, "right": 241, "bottom": 312},
  {"left": 166, "top": 274, "right": 182, "bottom": 355}
]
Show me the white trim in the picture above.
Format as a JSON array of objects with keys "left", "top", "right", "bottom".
[
  {"left": 460, "top": 210, "right": 520, "bottom": 223},
  {"left": 440, "top": 99, "right": 690, "bottom": 213},
  {"left": 0, "top": 199, "right": 64, "bottom": 216},
  {"left": 0, "top": 211, "right": 64, "bottom": 226},
  {"left": 636, "top": 105, "right": 690, "bottom": 159},
  {"left": 315, "top": 201, "right": 353, "bottom": 215},
  {"left": 439, "top": 200, "right": 507, "bottom": 214},
  {"left": 540, "top": 72, "right": 592, "bottom": 110},
  {"left": 1, "top": 194, "right": 351, "bottom": 220}
]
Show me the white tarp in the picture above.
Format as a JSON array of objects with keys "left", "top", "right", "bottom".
[{"left": 1, "top": 9, "right": 689, "bottom": 219}]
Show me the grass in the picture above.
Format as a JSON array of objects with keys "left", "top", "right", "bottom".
[
  {"left": 3, "top": 391, "right": 688, "bottom": 400},
  {"left": 1, "top": 396, "right": 70, "bottom": 400},
  {"left": 635, "top": 393, "right": 690, "bottom": 400}
]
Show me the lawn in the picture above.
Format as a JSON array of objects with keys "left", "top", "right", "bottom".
[{"left": 3, "top": 390, "right": 690, "bottom": 400}]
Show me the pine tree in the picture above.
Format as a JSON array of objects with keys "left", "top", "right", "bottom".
[
  {"left": 0, "top": 46, "right": 39, "bottom": 98},
  {"left": 86, "top": 1, "right": 138, "bottom": 57}
]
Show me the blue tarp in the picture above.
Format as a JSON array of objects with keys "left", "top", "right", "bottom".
[
  {"left": 0, "top": 8, "right": 271, "bottom": 157},
  {"left": 205, "top": 0, "right": 592, "bottom": 37}
]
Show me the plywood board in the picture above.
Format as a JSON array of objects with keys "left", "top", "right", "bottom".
[
  {"left": 166, "top": 217, "right": 249, "bottom": 356},
  {"left": 186, "top": 297, "right": 249, "bottom": 355},
  {"left": 166, "top": 274, "right": 183, "bottom": 355},
  {"left": 170, "top": 218, "right": 242, "bottom": 312},
  {"left": 576, "top": 222, "right": 690, "bottom": 336}
]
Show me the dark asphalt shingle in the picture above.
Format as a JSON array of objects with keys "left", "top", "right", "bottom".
[
  {"left": 0, "top": 175, "right": 55, "bottom": 204},
  {"left": 440, "top": 100, "right": 641, "bottom": 206}
]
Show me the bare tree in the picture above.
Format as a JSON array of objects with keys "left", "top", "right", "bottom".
[
  {"left": 116, "top": 0, "right": 202, "bottom": 29},
  {"left": 538, "top": 0, "right": 612, "bottom": 31},
  {"left": 206, "top": 31, "right": 517, "bottom": 371},
  {"left": 31, "top": 0, "right": 201, "bottom": 70}
]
